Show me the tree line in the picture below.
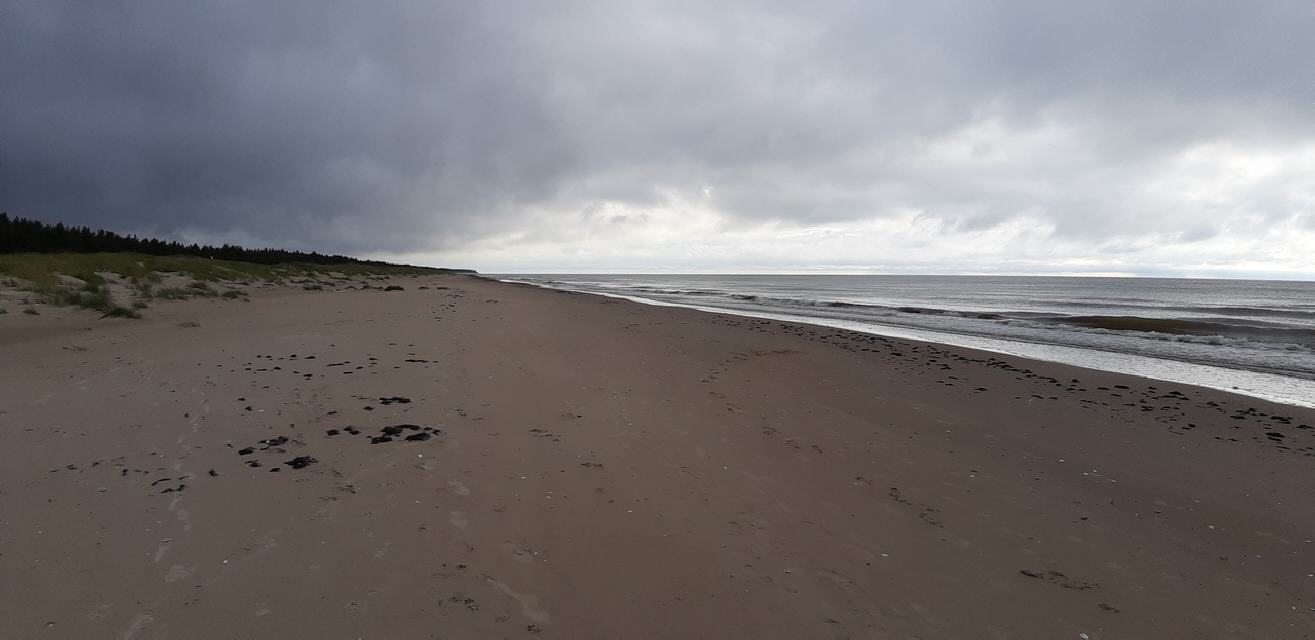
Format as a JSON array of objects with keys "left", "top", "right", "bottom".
[{"left": 0, "top": 212, "right": 406, "bottom": 267}]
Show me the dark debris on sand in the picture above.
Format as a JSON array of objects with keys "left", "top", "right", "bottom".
[
  {"left": 370, "top": 424, "right": 441, "bottom": 444},
  {"left": 286, "top": 456, "right": 317, "bottom": 470}
]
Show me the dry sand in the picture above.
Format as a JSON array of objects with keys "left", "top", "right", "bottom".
[{"left": 2, "top": 275, "right": 1313, "bottom": 639}]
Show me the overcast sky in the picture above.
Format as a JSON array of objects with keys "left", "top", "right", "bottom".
[{"left": 3, "top": 2, "right": 1313, "bottom": 277}]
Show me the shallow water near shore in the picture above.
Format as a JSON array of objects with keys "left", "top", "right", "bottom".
[{"left": 499, "top": 274, "right": 1315, "bottom": 408}]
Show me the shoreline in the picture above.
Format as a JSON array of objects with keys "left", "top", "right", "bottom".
[
  {"left": 2, "top": 274, "right": 1313, "bottom": 638},
  {"left": 494, "top": 276, "right": 1315, "bottom": 409}
]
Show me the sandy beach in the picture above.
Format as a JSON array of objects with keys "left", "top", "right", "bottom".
[{"left": 2, "top": 274, "right": 1313, "bottom": 639}]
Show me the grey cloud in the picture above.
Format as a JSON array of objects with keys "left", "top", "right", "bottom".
[{"left": 2, "top": 1, "right": 1312, "bottom": 261}]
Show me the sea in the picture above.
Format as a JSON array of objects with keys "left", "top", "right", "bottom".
[{"left": 495, "top": 274, "right": 1315, "bottom": 409}]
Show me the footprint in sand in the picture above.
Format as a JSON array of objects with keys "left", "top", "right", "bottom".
[
  {"left": 449, "top": 510, "right": 470, "bottom": 529},
  {"left": 487, "top": 578, "right": 551, "bottom": 624},
  {"left": 153, "top": 539, "right": 172, "bottom": 563},
  {"left": 164, "top": 564, "right": 195, "bottom": 583},
  {"left": 447, "top": 479, "right": 471, "bottom": 496}
]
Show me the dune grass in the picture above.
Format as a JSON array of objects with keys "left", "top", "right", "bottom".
[
  {"left": 0, "top": 252, "right": 444, "bottom": 318},
  {"left": 0, "top": 252, "right": 438, "bottom": 287}
]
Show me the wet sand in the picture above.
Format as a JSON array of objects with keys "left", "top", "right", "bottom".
[{"left": 1, "top": 274, "right": 1313, "bottom": 639}]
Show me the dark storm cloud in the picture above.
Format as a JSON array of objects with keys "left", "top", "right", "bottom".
[
  {"left": 2, "top": 2, "right": 578, "bottom": 251},
  {"left": 2, "top": 1, "right": 1312, "bottom": 258}
]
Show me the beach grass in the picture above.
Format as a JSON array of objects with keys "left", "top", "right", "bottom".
[{"left": 0, "top": 252, "right": 445, "bottom": 318}]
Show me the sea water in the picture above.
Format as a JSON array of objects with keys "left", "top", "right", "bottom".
[{"left": 498, "top": 274, "right": 1315, "bottom": 408}]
